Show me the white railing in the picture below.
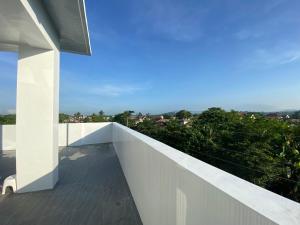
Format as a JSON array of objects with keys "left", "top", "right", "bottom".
[
  {"left": 1, "top": 122, "right": 300, "bottom": 224},
  {"left": 113, "top": 122, "right": 300, "bottom": 225}
]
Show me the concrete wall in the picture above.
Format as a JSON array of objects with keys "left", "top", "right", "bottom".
[
  {"left": 112, "top": 122, "right": 300, "bottom": 225},
  {"left": 1, "top": 122, "right": 112, "bottom": 150},
  {"left": 0, "top": 125, "right": 16, "bottom": 151},
  {"left": 66, "top": 122, "right": 112, "bottom": 146},
  {"left": 58, "top": 123, "right": 68, "bottom": 147}
]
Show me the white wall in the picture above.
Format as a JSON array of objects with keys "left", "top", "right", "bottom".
[
  {"left": 0, "top": 125, "right": 16, "bottom": 150},
  {"left": 66, "top": 122, "right": 112, "bottom": 146},
  {"left": 58, "top": 123, "right": 68, "bottom": 147},
  {"left": 112, "top": 123, "right": 300, "bottom": 225},
  {"left": 1, "top": 122, "right": 112, "bottom": 150}
]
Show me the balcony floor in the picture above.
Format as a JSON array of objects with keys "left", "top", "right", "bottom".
[{"left": 0, "top": 144, "right": 142, "bottom": 225}]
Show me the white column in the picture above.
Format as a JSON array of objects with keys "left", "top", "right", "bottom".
[{"left": 16, "top": 45, "right": 60, "bottom": 193}]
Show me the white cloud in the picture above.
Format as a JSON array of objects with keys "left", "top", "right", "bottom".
[
  {"left": 254, "top": 48, "right": 300, "bottom": 66},
  {"left": 238, "top": 45, "right": 300, "bottom": 70},
  {"left": 89, "top": 84, "right": 145, "bottom": 97}
]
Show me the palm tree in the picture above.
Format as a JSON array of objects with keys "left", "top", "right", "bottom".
[{"left": 123, "top": 110, "right": 135, "bottom": 126}]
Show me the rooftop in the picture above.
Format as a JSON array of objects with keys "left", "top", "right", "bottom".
[
  {"left": 0, "top": 144, "right": 142, "bottom": 225},
  {"left": 1, "top": 122, "right": 300, "bottom": 224},
  {"left": 0, "top": 1, "right": 300, "bottom": 224}
]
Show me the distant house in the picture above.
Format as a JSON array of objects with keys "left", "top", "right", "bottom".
[
  {"left": 134, "top": 116, "right": 147, "bottom": 125},
  {"left": 155, "top": 115, "right": 169, "bottom": 126},
  {"left": 104, "top": 116, "right": 111, "bottom": 121},
  {"left": 180, "top": 118, "right": 191, "bottom": 125}
]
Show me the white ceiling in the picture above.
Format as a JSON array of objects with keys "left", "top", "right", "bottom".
[
  {"left": 43, "top": 0, "right": 91, "bottom": 55},
  {"left": 0, "top": 0, "right": 52, "bottom": 52},
  {"left": 0, "top": 0, "right": 91, "bottom": 55}
]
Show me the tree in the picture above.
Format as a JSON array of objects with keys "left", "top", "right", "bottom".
[
  {"left": 135, "top": 119, "right": 160, "bottom": 139},
  {"left": 74, "top": 112, "right": 82, "bottom": 119},
  {"left": 132, "top": 107, "right": 300, "bottom": 202},
  {"left": 291, "top": 111, "right": 300, "bottom": 119},
  {"left": 175, "top": 110, "right": 192, "bottom": 119},
  {"left": 137, "top": 112, "right": 143, "bottom": 118},
  {"left": 113, "top": 110, "right": 135, "bottom": 127},
  {"left": 99, "top": 110, "right": 104, "bottom": 116},
  {"left": 59, "top": 113, "right": 70, "bottom": 123},
  {"left": 113, "top": 113, "right": 125, "bottom": 125},
  {"left": 90, "top": 113, "right": 106, "bottom": 122},
  {"left": 0, "top": 114, "right": 16, "bottom": 125},
  {"left": 124, "top": 110, "right": 135, "bottom": 126}
]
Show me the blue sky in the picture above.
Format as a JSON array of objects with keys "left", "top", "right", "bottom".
[{"left": 1, "top": 0, "right": 300, "bottom": 115}]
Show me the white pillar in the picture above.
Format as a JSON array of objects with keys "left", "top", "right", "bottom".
[{"left": 16, "top": 45, "right": 60, "bottom": 193}]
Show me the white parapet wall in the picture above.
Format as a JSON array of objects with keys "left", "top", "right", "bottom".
[
  {"left": 0, "top": 125, "right": 16, "bottom": 151},
  {"left": 65, "top": 122, "right": 112, "bottom": 146},
  {"left": 112, "top": 122, "right": 300, "bottom": 225},
  {"left": 1, "top": 122, "right": 112, "bottom": 150}
]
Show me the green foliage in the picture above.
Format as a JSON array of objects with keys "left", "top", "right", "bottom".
[
  {"left": 90, "top": 113, "right": 107, "bottom": 122},
  {"left": 133, "top": 107, "right": 300, "bottom": 202},
  {"left": 0, "top": 114, "right": 16, "bottom": 124},
  {"left": 175, "top": 110, "right": 192, "bottom": 119},
  {"left": 291, "top": 111, "right": 300, "bottom": 119},
  {"left": 59, "top": 113, "right": 70, "bottom": 123},
  {"left": 74, "top": 112, "right": 82, "bottom": 118},
  {"left": 113, "top": 110, "right": 135, "bottom": 127},
  {"left": 59, "top": 111, "right": 109, "bottom": 123},
  {"left": 135, "top": 119, "right": 160, "bottom": 138}
]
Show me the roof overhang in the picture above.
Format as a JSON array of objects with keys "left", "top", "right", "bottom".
[
  {"left": 42, "top": 0, "right": 91, "bottom": 55},
  {"left": 0, "top": 0, "right": 91, "bottom": 55}
]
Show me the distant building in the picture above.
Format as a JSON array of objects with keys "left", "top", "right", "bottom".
[
  {"left": 155, "top": 115, "right": 169, "bottom": 126},
  {"left": 180, "top": 118, "right": 191, "bottom": 125},
  {"left": 134, "top": 117, "right": 146, "bottom": 125}
]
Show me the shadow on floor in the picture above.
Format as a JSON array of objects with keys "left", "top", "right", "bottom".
[
  {"left": 0, "top": 144, "right": 142, "bottom": 225},
  {"left": 0, "top": 151, "right": 16, "bottom": 185}
]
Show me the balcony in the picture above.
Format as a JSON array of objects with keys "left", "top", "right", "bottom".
[
  {"left": 1, "top": 122, "right": 300, "bottom": 225},
  {"left": 0, "top": 143, "right": 142, "bottom": 225}
]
